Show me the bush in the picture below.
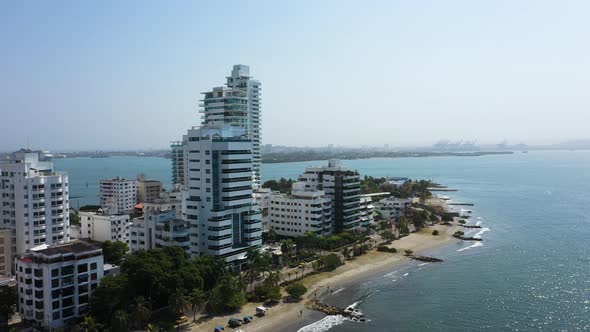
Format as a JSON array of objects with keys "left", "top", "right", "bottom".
[
  {"left": 404, "top": 249, "right": 413, "bottom": 256},
  {"left": 432, "top": 230, "right": 439, "bottom": 236},
  {"left": 377, "top": 245, "right": 397, "bottom": 253},
  {"left": 318, "top": 253, "right": 343, "bottom": 272},
  {"left": 458, "top": 219, "right": 467, "bottom": 224},
  {"left": 286, "top": 283, "right": 307, "bottom": 299}
]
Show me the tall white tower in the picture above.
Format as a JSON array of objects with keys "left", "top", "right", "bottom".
[
  {"left": 0, "top": 149, "right": 70, "bottom": 265},
  {"left": 200, "top": 65, "right": 262, "bottom": 187}
]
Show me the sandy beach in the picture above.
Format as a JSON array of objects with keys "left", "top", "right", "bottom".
[{"left": 189, "top": 208, "right": 462, "bottom": 332}]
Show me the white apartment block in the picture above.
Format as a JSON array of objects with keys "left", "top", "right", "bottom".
[
  {"left": 136, "top": 178, "right": 163, "bottom": 204},
  {"left": 269, "top": 182, "right": 332, "bottom": 237},
  {"left": 171, "top": 141, "right": 187, "bottom": 186},
  {"left": 15, "top": 240, "right": 104, "bottom": 330},
  {"left": 375, "top": 197, "right": 413, "bottom": 220},
  {"left": 299, "top": 159, "right": 362, "bottom": 231},
  {"left": 129, "top": 210, "right": 190, "bottom": 253},
  {"left": 181, "top": 125, "right": 262, "bottom": 266},
  {"left": 359, "top": 195, "right": 375, "bottom": 227},
  {"left": 253, "top": 187, "right": 271, "bottom": 232},
  {"left": 142, "top": 186, "right": 187, "bottom": 219},
  {"left": 200, "top": 65, "right": 262, "bottom": 187},
  {"left": 0, "top": 228, "right": 12, "bottom": 275},
  {"left": 99, "top": 177, "right": 136, "bottom": 214},
  {"left": 77, "top": 211, "right": 131, "bottom": 245},
  {"left": 0, "top": 150, "right": 70, "bottom": 265}
]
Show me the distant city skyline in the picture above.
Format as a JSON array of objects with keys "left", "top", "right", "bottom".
[{"left": 2, "top": 1, "right": 590, "bottom": 151}]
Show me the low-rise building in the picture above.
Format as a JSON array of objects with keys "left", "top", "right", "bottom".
[
  {"left": 374, "top": 197, "right": 413, "bottom": 220},
  {"left": 129, "top": 210, "right": 190, "bottom": 253},
  {"left": 77, "top": 211, "right": 131, "bottom": 245},
  {"left": 136, "top": 178, "right": 163, "bottom": 204},
  {"left": 359, "top": 195, "right": 375, "bottom": 227},
  {"left": 142, "top": 186, "right": 187, "bottom": 219},
  {"left": 253, "top": 188, "right": 272, "bottom": 232},
  {"left": 269, "top": 182, "right": 332, "bottom": 237},
  {"left": 15, "top": 240, "right": 104, "bottom": 330},
  {"left": 0, "top": 228, "right": 12, "bottom": 275},
  {"left": 99, "top": 177, "right": 136, "bottom": 214}
]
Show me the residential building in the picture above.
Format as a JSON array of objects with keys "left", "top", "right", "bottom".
[
  {"left": 15, "top": 240, "right": 104, "bottom": 330},
  {"left": 299, "top": 159, "right": 362, "bottom": 231},
  {"left": 171, "top": 141, "right": 186, "bottom": 186},
  {"left": 129, "top": 210, "right": 190, "bottom": 253},
  {"left": 200, "top": 64, "right": 262, "bottom": 187},
  {"left": 99, "top": 177, "right": 136, "bottom": 214},
  {"left": 374, "top": 197, "right": 413, "bottom": 220},
  {"left": 269, "top": 182, "right": 332, "bottom": 237},
  {"left": 142, "top": 186, "right": 187, "bottom": 218},
  {"left": 136, "top": 178, "right": 163, "bottom": 204},
  {"left": 0, "top": 149, "right": 70, "bottom": 265},
  {"left": 359, "top": 195, "right": 375, "bottom": 227},
  {"left": 77, "top": 211, "right": 131, "bottom": 245},
  {"left": 0, "top": 228, "right": 12, "bottom": 275},
  {"left": 181, "top": 125, "right": 262, "bottom": 266},
  {"left": 253, "top": 187, "right": 271, "bottom": 232}
]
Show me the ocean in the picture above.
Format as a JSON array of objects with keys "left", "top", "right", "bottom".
[{"left": 54, "top": 150, "right": 590, "bottom": 331}]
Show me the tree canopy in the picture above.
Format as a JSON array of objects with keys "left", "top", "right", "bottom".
[{"left": 101, "top": 240, "right": 128, "bottom": 265}]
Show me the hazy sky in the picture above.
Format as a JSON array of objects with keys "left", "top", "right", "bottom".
[{"left": 1, "top": 0, "right": 589, "bottom": 151}]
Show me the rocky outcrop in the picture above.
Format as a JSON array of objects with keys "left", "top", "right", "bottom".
[
  {"left": 462, "top": 225, "right": 482, "bottom": 229},
  {"left": 307, "top": 301, "right": 367, "bottom": 321},
  {"left": 453, "top": 231, "right": 483, "bottom": 241},
  {"left": 409, "top": 255, "right": 444, "bottom": 263}
]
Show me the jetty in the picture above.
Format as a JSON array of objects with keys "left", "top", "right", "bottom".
[
  {"left": 409, "top": 255, "right": 444, "bottom": 263},
  {"left": 448, "top": 203, "right": 475, "bottom": 206},
  {"left": 453, "top": 231, "right": 483, "bottom": 241},
  {"left": 306, "top": 301, "right": 367, "bottom": 321},
  {"left": 462, "top": 225, "right": 482, "bottom": 229}
]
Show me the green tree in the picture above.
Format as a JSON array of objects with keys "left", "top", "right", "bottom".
[
  {"left": 0, "top": 285, "right": 17, "bottom": 326},
  {"left": 146, "top": 323, "right": 159, "bottom": 332},
  {"left": 69, "top": 211, "right": 81, "bottom": 226},
  {"left": 397, "top": 217, "right": 410, "bottom": 237},
  {"left": 130, "top": 297, "right": 151, "bottom": 329},
  {"left": 281, "top": 239, "right": 296, "bottom": 265},
  {"left": 286, "top": 283, "right": 307, "bottom": 299},
  {"left": 318, "top": 253, "right": 343, "bottom": 271},
  {"left": 169, "top": 288, "right": 190, "bottom": 318},
  {"left": 189, "top": 289, "right": 206, "bottom": 322},
  {"left": 110, "top": 310, "right": 128, "bottom": 332},
  {"left": 206, "top": 275, "right": 246, "bottom": 314},
  {"left": 102, "top": 240, "right": 128, "bottom": 265},
  {"left": 80, "top": 316, "right": 102, "bottom": 332},
  {"left": 380, "top": 230, "right": 395, "bottom": 244}
]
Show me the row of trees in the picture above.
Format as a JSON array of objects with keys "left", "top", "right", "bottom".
[
  {"left": 262, "top": 178, "right": 296, "bottom": 193},
  {"left": 90, "top": 246, "right": 245, "bottom": 331},
  {"left": 360, "top": 176, "right": 434, "bottom": 200}
]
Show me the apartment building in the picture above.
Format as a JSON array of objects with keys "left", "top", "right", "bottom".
[{"left": 99, "top": 177, "right": 136, "bottom": 214}]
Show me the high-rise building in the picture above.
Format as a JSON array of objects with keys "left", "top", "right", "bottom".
[
  {"left": 0, "top": 228, "right": 12, "bottom": 275},
  {"left": 170, "top": 141, "right": 186, "bottom": 186},
  {"left": 200, "top": 65, "right": 262, "bottom": 187},
  {"left": 183, "top": 125, "right": 262, "bottom": 266},
  {"left": 0, "top": 150, "right": 70, "bottom": 265},
  {"left": 359, "top": 195, "right": 375, "bottom": 227},
  {"left": 99, "top": 177, "right": 136, "bottom": 214},
  {"left": 15, "top": 240, "right": 104, "bottom": 330},
  {"left": 299, "top": 159, "right": 362, "bottom": 231},
  {"left": 129, "top": 210, "right": 190, "bottom": 254},
  {"left": 269, "top": 182, "right": 332, "bottom": 237}
]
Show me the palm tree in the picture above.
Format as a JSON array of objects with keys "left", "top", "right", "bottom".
[
  {"left": 80, "top": 316, "right": 101, "bottom": 332},
  {"left": 189, "top": 288, "right": 206, "bottom": 322},
  {"left": 146, "top": 323, "right": 159, "bottom": 332},
  {"left": 130, "top": 297, "right": 151, "bottom": 329},
  {"left": 169, "top": 288, "right": 191, "bottom": 330},
  {"left": 111, "top": 310, "right": 128, "bottom": 332}
]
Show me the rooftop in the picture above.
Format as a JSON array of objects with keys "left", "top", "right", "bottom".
[{"left": 32, "top": 240, "right": 101, "bottom": 257}]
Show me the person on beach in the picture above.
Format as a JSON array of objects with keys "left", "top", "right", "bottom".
[{"left": 300, "top": 310, "right": 303, "bottom": 317}]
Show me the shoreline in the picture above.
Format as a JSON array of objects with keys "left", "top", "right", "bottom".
[{"left": 190, "top": 201, "right": 462, "bottom": 332}]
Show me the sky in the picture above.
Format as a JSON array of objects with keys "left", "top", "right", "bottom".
[{"left": 1, "top": 0, "right": 589, "bottom": 151}]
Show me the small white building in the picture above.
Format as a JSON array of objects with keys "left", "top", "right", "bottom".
[
  {"left": 77, "top": 211, "right": 131, "bottom": 245},
  {"left": 269, "top": 182, "right": 332, "bottom": 237},
  {"left": 99, "top": 177, "right": 136, "bottom": 214},
  {"left": 374, "top": 197, "right": 413, "bottom": 220},
  {"left": 253, "top": 188, "right": 272, "bottom": 232},
  {"left": 129, "top": 210, "right": 190, "bottom": 253},
  {"left": 359, "top": 195, "right": 375, "bottom": 227},
  {"left": 15, "top": 240, "right": 104, "bottom": 330}
]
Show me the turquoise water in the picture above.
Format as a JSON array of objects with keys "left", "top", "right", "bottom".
[{"left": 55, "top": 151, "right": 590, "bottom": 330}]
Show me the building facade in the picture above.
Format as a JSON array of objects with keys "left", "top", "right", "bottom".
[
  {"left": 15, "top": 240, "right": 104, "bottom": 330},
  {"left": 136, "top": 179, "right": 163, "bottom": 204},
  {"left": 77, "top": 211, "right": 131, "bottom": 245},
  {"left": 182, "top": 125, "right": 262, "bottom": 265},
  {"left": 269, "top": 182, "right": 332, "bottom": 237},
  {"left": 171, "top": 141, "right": 186, "bottom": 186},
  {"left": 0, "top": 228, "right": 12, "bottom": 275},
  {"left": 0, "top": 150, "right": 70, "bottom": 264},
  {"left": 129, "top": 210, "right": 190, "bottom": 253},
  {"left": 374, "top": 197, "right": 413, "bottom": 220},
  {"left": 359, "top": 195, "right": 375, "bottom": 227},
  {"left": 299, "top": 159, "right": 362, "bottom": 231},
  {"left": 200, "top": 65, "right": 262, "bottom": 187},
  {"left": 99, "top": 177, "right": 136, "bottom": 214},
  {"left": 253, "top": 187, "right": 272, "bottom": 232}
]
